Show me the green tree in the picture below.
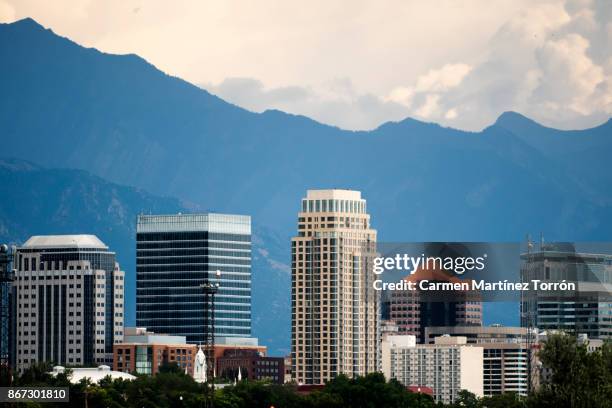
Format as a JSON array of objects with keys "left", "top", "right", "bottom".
[
  {"left": 528, "top": 333, "right": 612, "bottom": 408},
  {"left": 478, "top": 392, "right": 522, "bottom": 408}
]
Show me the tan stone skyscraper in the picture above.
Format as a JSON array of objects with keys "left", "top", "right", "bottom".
[{"left": 291, "top": 189, "right": 378, "bottom": 384}]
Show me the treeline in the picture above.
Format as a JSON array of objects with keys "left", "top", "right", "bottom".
[{"left": 8, "top": 333, "right": 612, "bottom": 408}]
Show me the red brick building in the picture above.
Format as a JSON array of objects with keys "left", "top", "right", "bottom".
[
  {"left": 216, "top": 348, "right": 285, "bottom": 384},
  {"left": 113, "top": 328, "right": 196, "bottom": 376}
]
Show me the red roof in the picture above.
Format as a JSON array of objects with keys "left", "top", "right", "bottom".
[{"left": 406, "top": 385, "right": 434, "bottom": 396}]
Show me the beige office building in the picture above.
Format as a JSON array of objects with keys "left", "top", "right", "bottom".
[{"left": 291, "top": 189, "right": 378, "bottom": 384}]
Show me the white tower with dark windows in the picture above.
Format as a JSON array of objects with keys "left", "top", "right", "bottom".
[{"left": 13, "top": 235, "right": 124, "bottom": 371}]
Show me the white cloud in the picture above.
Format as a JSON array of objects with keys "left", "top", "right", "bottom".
[
  {"left": 206, "top": 77, "right": 410, "bottom": 131},
  {"left": 415, "top": 94, "right": 441, "bottom": 118},
  {"left": 535, "top": 33, "right": 604, "bottom": 115},
  {"left": 414, "top": 64, "right": 473, "bottom": 93},
  {"left": 384, "top": 86, "right": 414, "bottom": 108},
  {"left": 206, "top": 0, "right": 609, "bottom": 130},
  {"left": 3, "top": 0, "right": 610, "bottom": 130},
  {"left": 380, "top": 0, "right": 611, "bottom": 129},
  {"left": 445, "top": 108, "right": 458, "bottom": 120}
]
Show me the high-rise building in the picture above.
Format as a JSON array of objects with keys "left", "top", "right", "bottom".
[
  {"left": 381, "top": 334, "right": 483, "bottom": 404},
  {"left": 13, "top": 235, "right": 124, "bottom": 371},
  {"left": 521, "top": 243, "right": 612, "bottom": 340},
  {"left": 291, "top": 189, "right": 378, "bottom": 384},
  {"left": 389, "top": 267, "right": 482, "bottom": 343},
  {"left": 424, "top": 326, "right": 535, "bottom": 396},
  {"left": 136, "top": 213, "right": 252, "bottom": 344}
]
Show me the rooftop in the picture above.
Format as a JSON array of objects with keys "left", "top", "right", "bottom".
[
  {"left": 51, "top": 365, "right": 135, "bottom": 384},
  {"left": 137, "top": 213, "right": 251, "bottom": 234},
  {"left": 306, "top": 189, "right": 363, "bottom": 200},
  {"left": 22, "top": 235, "right": 108, "bottom": 250}
]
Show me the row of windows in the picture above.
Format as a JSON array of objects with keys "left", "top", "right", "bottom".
[
  {"left": 136, "top": 272, "right": 251, "bottom": 281},
  {"left": 137, "top": 295, "right": 251, "bottom": 304},
  {"left": 137, "top": 241, "right": 251, "bottom": 250},
  {"left": 137, "top": 280, "right": 250, "bottom": 289},
  {"left": 301, "top": 199, "right": 366, "bottom": 214},
  {"left": 137, "top": 232, "right": 250, "bottom": 242},
  {"left": 137, "top": 265, "right": 250, "bottom": 273},
  {"left": 137, "top": 249, "right": 250, "bottom": 258},
  {"left": 17, "top": 251, "right": 115, "bottom": 271},
  {"left": 143, "top": 320, "right": 251, "bottom": 328},
  {"left": 137, "top": 311, "right": 250, "bottom": 320},
  {"left": 136, "top": 288, "right": 250, "bottom": 296},
  {"left": 136, "top": 257, "right": 251, "bottom": 266},
  {"left": 137, "top": 303, "right": 250, "bottom": 312}
]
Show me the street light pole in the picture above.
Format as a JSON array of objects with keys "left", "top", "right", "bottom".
[{"left": 200, "top": 270, "right": 220, "bottom": 408}]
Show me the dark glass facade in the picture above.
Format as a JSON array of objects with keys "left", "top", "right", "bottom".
[
  {"left": 521, "top": 244, "right": 612, "bottom": 340},
  {"left": 136, "top": 214, "right": 251, "bottom": 344}
]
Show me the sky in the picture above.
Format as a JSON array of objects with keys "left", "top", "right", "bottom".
[{"left": 1, "top": 0, "right": 610, "bottom": 131}]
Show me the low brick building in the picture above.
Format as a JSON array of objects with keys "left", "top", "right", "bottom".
[
  {"left": 113, "top": 328, "right": 196, "bottom": 376},
  {"left": 216, "top": 348, "right": 285, "bottom": 384}
]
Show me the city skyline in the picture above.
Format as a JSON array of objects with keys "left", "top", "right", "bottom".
[
  {"left": 0, "top": 2, "right": 610, "bottom": 404},
  {"left": 2, "top": 192, "right": 611, "bottom": 403}
]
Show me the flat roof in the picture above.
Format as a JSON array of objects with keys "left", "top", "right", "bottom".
[
  {"left": 305, "top": 189, "right": 363, "bottom": 200},
  {"left": 137, "top": 213, "right": 251, "bottom": 234}
]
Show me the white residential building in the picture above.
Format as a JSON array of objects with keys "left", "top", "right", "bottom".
[
  {"left": 381, "top": 334, "right": 483, "bottom": 404},
  {"left": 13, "top": 235, "right": 124, "bottom": 371}
]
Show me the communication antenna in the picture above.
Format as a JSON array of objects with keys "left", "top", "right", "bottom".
[{"left": 521, "top": 234, "right": 536, "bottom": 395}]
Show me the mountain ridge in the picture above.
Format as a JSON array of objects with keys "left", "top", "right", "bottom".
[
  {"left": 2, "top": 16, "right": 612, "bottom": 242},
  {"left": 3, "top": 17, "right": 609, "bottom": 134}
]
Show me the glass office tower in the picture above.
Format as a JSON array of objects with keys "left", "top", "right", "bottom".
[
  {"left": 136, "top": 213, "right": 251, "bottom": 344},
  {"left": 521, "top": 243, "right": 612, "bottom": 340}
]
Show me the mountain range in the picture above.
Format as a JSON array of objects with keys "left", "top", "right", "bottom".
[{"left": 1, "top": 17, "right": 611, "bottom": 355}]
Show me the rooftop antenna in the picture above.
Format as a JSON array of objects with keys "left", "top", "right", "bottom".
[{"left": 522, "top": 234, "right": 536, "bottom": 395}]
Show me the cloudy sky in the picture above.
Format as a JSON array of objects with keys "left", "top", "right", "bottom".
[{"left": 1, "top": 0, "right": 610, "bottom": 131}]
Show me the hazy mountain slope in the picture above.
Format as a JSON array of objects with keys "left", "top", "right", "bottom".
[
  {"left": 0, "top": 159, "right": 291, "bottom": 355},
  {"left": 492, "top": 111, "right": 612, "bottom": 201}
]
